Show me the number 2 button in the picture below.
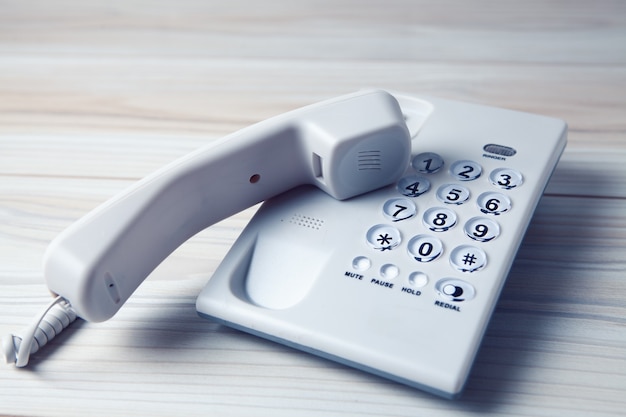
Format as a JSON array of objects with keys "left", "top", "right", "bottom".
[{"left": 450, "top": 160, "right": 482, "bottom": 181}]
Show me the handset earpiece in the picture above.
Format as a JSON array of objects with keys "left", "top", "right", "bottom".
[{"left": 44, "top": 90, "right": 413, "bottom": 323}]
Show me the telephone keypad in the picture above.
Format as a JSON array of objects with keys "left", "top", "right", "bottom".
[{"left": 365, "top": 153, "right": 523, "bottom": 303}]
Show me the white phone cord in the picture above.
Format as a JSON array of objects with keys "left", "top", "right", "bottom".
[{"left": 2, "top": 296, "right": 77, "bottom": 367}]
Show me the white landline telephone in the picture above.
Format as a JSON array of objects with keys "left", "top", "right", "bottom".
[{"left": 2, "top": 90, "right": 567, "bottom": 398}]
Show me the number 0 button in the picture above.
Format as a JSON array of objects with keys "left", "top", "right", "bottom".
[
  {"left": 407, "top": 235, "right": 443, "bottom": 262},
  {"left": 477, "top": 192, "right": 511, "bottom": 215}
]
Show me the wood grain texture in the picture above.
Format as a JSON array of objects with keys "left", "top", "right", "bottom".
[{"left": 1, "top": 1, "right": 625, "bottom": 416}]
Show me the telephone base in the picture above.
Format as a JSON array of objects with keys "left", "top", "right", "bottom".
[{"left": 196, "top": 93, "right": 567, "bottom": 398}]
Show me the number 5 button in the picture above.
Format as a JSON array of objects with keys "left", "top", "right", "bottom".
[{"left": 436, "top": 184, "right": 470, "bottom": 205}]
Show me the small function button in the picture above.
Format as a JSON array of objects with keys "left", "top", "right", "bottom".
[
  {"left": 366, "top": 225, "right": 401, "bottom": 251},
  {"left": 380, "top": 264, "right": 400, "bottom": 279},
  {"left": 397, "top": 175, "right": 431, "bottom": 197},
  {"left": 477, "top": 192, "right": 512, "bottom": 215},
  {"left": 450, "top": 160, "right": 482, "bottom": 181},
  {"left": 383, "top": 198, "right": 417, "bottom": 222},
  {"left": 352, "top": 256, "right": 371, "bottom": 271},
  {"left": 412, "top": 152, "right": 444, "bottom": 174},
  {"left": 436, "top": 279, "right": 476, "bottom": 302},
  {"left": 436, "top": 184, "right": 470, "bottom": 205},
  {"left": 423, "top": 207, "right": 457, "bottom": 232},
  {"left": 408, "top": 272, "right": 429, "bottom": 287},
  {"left": 490, "top": 168, "right": 523, "bottom": 190},
  {"left": 450, "top": 245, "right": 487, "bottom": 272},
  {"left": 464, "top": 217, "right": 500, "bottom": 242},
  {"left": 407, "top": 235, "right": 443, "bottom": 262}
]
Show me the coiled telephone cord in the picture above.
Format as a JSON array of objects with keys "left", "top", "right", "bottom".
[{"left": 2, "top": 296, "right": 77, "bottom": 367}]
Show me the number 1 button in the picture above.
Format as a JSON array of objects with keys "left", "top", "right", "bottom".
[{"left": 412, "top": 152, "right": 444, "bottom": 174}]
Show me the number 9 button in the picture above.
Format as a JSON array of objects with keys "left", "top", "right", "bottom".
[{"left": 464, "top": 217, "right": 500, "bottom": 242}]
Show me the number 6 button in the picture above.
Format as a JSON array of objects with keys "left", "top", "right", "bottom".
[{"left": 477, "top": 192, "right": 511, "bottom": 215}]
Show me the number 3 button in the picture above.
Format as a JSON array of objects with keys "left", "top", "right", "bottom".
[{"left": 490, "top": 168, "right": 523, "bottom": 189}]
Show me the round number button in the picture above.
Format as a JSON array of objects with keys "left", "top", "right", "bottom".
[
  {"left": 450, "top": 245, "right": 487, "bottom": 272},
  {"left": 436, "top": 184, "right": 470, "bottom": 205},
  {"left": 407, "top": 235, "right": 443, "bottom": 262},
  {"left": 397, "top": 175, "right": 431, "bottom": 197},
  {"left": 477, "top": 192, "right": 512, "bottom": 215},
  {"left": 412, "top": 152, "right": 444, "bottom": 174},
  {"left": 490, "top": 168, "right": 523, "bottom": 189},
  {"left": 366, "top": 225, "right": 401, "bottom": 251},
  {"left": 423, "top": 207, "right": 457, "bottom": 232},
  {"left": 383, "top": 198, "right": 417, "bottom": 222},
  {"left": 436, "top": 279, "right": 476, "bottom": 302},
  {"left": 464, "top": 217, "right": 500, "bottom": 242},
  {"left": 450, "top": 160, "right": 482, "bottom": 181}
]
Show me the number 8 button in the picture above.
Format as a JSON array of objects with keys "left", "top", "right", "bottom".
[{"left": 423, "top": 207, "right": 457, "bottom": 232}]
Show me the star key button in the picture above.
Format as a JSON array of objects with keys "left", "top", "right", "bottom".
[{"left": 366, "top": 225, "right": 401, "bottom": 251}]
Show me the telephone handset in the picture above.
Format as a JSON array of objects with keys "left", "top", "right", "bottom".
[{"left": 42, "top": 90, "right": 414, "bottom": 323}]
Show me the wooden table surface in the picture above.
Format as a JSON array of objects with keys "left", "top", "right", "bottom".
[{"left": 1, "top": 1, "right": 625, "bottom": 416}]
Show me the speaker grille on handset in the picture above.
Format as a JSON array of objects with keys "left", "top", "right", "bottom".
[{"left": 357, "top": 150, "right": 382, "bottom": 170}]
